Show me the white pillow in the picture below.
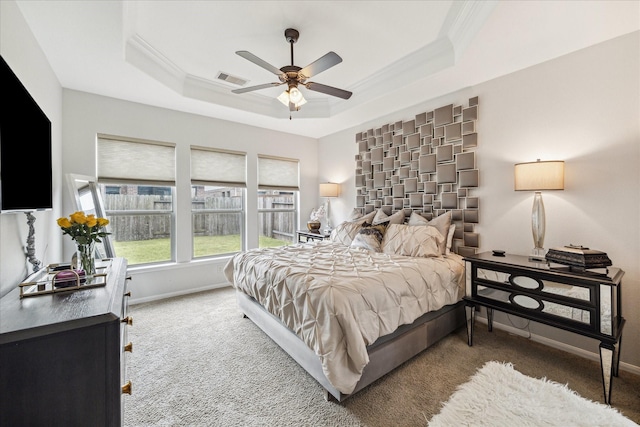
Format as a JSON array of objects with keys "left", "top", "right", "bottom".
[
  {"left": 330, "top": 220, "right": 365, "bottom": 246},
  {"left": 445, "top": 223, "right": 456, "bottom": 255},
  {"left": 348, "top": 209, "right": 377, "bottom": 224},
  {"left": 347, "top": 208, "right": 364, "bottom": 221},
  {"left": 381, "top": 223, "right": 444, "bottom": 258},
  {"left": 372, "top": 209, "right": 405, "bottom": 226},
  {"left": 408, "top": 211, "right": 452, "bottom": 255}
]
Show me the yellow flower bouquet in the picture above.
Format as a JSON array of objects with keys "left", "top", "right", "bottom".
[
  {"left": 57, "top": 211, "right": 110, "bottom": 277},
  {"left": 57, "top": 211, "right": 110, "bottom": 245}
]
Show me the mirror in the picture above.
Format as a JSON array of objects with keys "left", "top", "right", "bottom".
[
  {"left": 66, "top": 174, "right": 114, "bottom": 258},
  {"left": 510, "top": 275, "right": 541, "bottom": 290},
  {"left": 511, "top": 294, "right": 542, "bottom": 310}
]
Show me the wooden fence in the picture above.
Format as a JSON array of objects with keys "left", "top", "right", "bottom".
[{"left": 104, "top": 194, "right": 295, "bottom": 242}]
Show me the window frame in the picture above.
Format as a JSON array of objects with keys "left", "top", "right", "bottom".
[
  {"left": 97, "top": 134, "right": 177, "bottom": 266},
  {"left": 190, "top": 146, "right": 247, "bottom": 259},
  {"left": 257, "top": 155, "right": 300, "bottom": 248}
]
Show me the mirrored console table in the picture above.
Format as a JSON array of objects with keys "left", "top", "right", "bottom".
[{"left": 463, "top": 252, "right": 625, "bottom": 405}]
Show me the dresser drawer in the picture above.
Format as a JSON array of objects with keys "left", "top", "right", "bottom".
[
  {"left": 474, "top": 267, "right": 598, "bottom": 332},
  {"left": 0, "top": 257, "right": 129, "bottom": 427}
]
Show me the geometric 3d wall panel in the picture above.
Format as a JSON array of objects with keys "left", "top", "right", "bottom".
[{"left": 355, "top": 97, "right": 479, "bottom": 256}]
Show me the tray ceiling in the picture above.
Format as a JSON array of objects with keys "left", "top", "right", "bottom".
[{"left": 15, "top": 1, "right": 639, "bottom": 138}]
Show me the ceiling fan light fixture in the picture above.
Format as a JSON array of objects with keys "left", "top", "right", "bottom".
[
  {"left": 233, "top": 28, "right": 352, "bottom": 111},
  {"left": 277, "top": 90, "right": 289, "bottom": 106},
  {"left": 288, "top": 86, "right": 303, "bottom": 104},
  {"left": 277, "top": 87, "right": 307, "bottom": 109}
]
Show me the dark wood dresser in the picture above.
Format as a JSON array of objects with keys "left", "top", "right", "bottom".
[{"left": 0, "top": 257, "right": 131, "bottom": 426}]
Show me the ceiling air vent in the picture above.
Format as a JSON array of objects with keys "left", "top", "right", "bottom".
[{"left": 216, "top": 72, "right": 248, "bottom": 86}]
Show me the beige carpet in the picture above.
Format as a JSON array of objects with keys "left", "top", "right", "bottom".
[{"left": 124, "top": 286, "right": 640, "bottom": 427}]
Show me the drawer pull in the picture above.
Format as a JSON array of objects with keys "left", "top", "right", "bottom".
[
  {"left": 122, "top": 381, "right": 132, "bottom": 395},
  {"left": 124, "top": 342, "right": 133, "bottom": 352},
  {"left": 124, "top": 291, "right": 131, "bottom": 297},
  {"left": 122, "top": 316, "right": 133, "bottom": 326}
]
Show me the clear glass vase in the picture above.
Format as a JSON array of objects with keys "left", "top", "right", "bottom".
[{"left": 76, "top": 241, "right": 96, "bottom": 280}]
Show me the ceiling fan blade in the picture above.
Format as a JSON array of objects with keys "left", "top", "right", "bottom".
[
  {"left": 236, "top": 51, "right": 283, "bottom": 76},
  {"left": 305, "top": 82, "right": 352, "bottom": 100},
  {"left": 232, "top": 82, "right": 283, "bottom": 94},
  {"left": 299, "top": 52, "right": 342, "bottom": 79}
]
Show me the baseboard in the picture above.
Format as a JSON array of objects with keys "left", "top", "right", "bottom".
[
  {"left": 129, "top": 282, "right": 231, "bottom": 305},
  {"left": 476, "top": 317, "right": 640, "bottom": 376}
]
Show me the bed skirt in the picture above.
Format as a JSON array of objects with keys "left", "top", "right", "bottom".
[{"left": 236, "top": 290, "right": 465, "bottom": 402}]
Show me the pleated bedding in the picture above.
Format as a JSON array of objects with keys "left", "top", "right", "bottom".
[{"left": 224, "top": 240, "right": 464, "bottom": 394}]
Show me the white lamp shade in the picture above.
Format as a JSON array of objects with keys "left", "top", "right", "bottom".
[
  {"left": 319, "top": 182, "right": 339, "bottom": 198},
  {"left": 277, "top": 88, "right": 307, "bottom": 109},
  {"left": 514, "top": 160, "right": 564, "bottom": 191}
]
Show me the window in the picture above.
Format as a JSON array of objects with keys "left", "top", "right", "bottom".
[
  {"left": 257, "top": 155, "right": 299, "bottom": 248},
  {"left": 97, "top": 135, "right": 176, "bottom": 266},
  {"left": 191, "top": 146, "right": 246, "bottom": 258}
]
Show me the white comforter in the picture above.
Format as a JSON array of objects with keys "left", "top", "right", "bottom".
[{"left": 224, "top": 241, "right": 465, "bottom": 394}]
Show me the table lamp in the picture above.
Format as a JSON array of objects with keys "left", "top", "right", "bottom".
[
  {"left": 514, "top": 159, "right": 564, "bottom": 261},
  {"left": 319, "top": 182, "right": 339, "bottom": 234}
]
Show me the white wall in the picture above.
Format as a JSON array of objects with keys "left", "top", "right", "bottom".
[
  {"left": 0, "top": 1, "right": 63, "bottom": 298},
  {"left": 61, "top": 90, "right": 318, "bottom": 302},
  {"left": 319, "top": 32, "right": 640, "bottom": 369}
]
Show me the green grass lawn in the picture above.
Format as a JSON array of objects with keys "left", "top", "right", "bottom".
[{"left": 112, "top": 234, "right": 290, "bottom": 265}]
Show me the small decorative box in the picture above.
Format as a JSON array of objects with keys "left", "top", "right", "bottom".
[
  {"left": 53, "top": 270, "right": 87, "bottom": 288},
  {"left": 545, "top": 245, "right": 612, "bottom": 270}
]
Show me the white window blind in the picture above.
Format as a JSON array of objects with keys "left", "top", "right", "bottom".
[
  {"left": 97, "top": 135, "right": 176, "bottom": 185},
  {"left": 190, "top": 146, "right": 246, "bottom": 187},
  {"left": 258, "top": 155, "right": 299, "bottom": 191}
]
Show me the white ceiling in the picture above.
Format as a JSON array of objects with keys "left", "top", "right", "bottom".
[{"left": 15, "top": 1, "right": 640, "bottom": 139}]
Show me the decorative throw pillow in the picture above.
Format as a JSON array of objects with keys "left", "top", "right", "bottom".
[
  {"left": 330, "top": 220, "right": 365, "bottom": 246},
  {"left": 381, "top": 223, "right": 444, "bottom": 258},
  {"left": 372, "top": 209, "right": 405, "bottom": 226},
  {"left": 350, "top": 223, "right": 387, "bottom": 252},
  {"left": 407, "top": 211, "right": 452, "bottom": 255}
]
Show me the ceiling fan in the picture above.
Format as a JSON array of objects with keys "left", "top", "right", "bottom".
[{"left": 232, "top": 28, "right": 352, "bottom": 112}]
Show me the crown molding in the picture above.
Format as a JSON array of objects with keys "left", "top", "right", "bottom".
[{"left": 123, "top": 1, "right": 495, "bottom": 120}]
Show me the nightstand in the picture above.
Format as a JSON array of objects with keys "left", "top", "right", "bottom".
[
  {"left": 296, "top": 230, "right": 330, "bottom": 243},
  {"left": 463, "top": 252, "right": 625, "bottom": 404}
]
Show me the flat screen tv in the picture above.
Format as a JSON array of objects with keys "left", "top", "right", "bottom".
[{"left": 0, "top": 55, "right": 53, "bottom": 212}]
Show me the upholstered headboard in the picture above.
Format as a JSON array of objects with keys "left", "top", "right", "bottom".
[{"left": 354, "top": 97, "right": 480, "bottom": 256}]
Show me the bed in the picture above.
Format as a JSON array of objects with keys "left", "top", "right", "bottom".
[{"left": 223, "top": 211, "right": 466, "bottom": 402}]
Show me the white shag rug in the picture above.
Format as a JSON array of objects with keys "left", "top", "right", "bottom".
[{"left": 428, "top": 361, "right": 638, "bottom": 427}]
